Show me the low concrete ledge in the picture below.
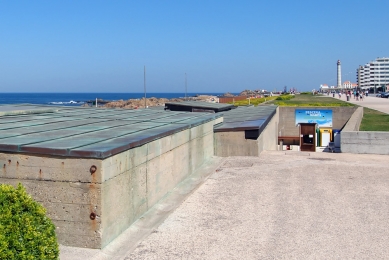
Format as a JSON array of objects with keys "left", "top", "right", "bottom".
[
  {"left": 341, "top": 131, "right": 389, "bottom": 154},
  {"left": 342, "top": 107, "right": 363, "bottom": 131},
  {"left": 341, "top": 107, "right": 389, "bottom": 155}
]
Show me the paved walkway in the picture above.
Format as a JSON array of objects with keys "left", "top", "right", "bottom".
[
  {"left": 61, "top": 151, "right": 389, "bottom": 259},
  {"left": 334, "top": 93, "right": 389, "bottom": 114}
]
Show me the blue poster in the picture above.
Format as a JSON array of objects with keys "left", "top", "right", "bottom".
[{"left": 295, "top": 109, "right": 333, "bottom": 127}]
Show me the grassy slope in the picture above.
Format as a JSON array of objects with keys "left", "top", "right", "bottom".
[
  {"left": 360, "top": 107, "right": 389, "bottom": 131},
  {"left": 270, "top": 94, "right": 355, "bottom": 107}
]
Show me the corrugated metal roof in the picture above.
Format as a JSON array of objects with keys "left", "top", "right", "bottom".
[
  {"left": 165, "top": 101, "right": 234, "bottom": 112},
  {"left": 214, "top": 105, "right": 277, "bottom": 132},
  {"left": 0, "top": 105, "right": 221, "bottom": 159}
]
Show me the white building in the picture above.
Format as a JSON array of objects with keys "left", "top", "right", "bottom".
[
  {"left": 320, "top": 84, "right": 329, "bottom": 90},
  {"left": 319, "top": 84, "right": 337, "bottom": 92},
  {"left": 342, "top": 81, "right": 358, "bottom": 89},
  {"left": 357, "top": 57, "right": 389, "bottom": 90}
]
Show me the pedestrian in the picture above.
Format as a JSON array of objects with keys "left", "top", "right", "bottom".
[
  {"left": 338, "top": 92, "right": 342, "bottom": 99},
  {"left": 356, "top": 91, "right": 359, "bottom": 101},
  {"left": 360, "top": 92, "right": 363, "bottom": 101}
]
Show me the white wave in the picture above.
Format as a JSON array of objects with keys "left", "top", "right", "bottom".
[{"left": 48, "top": 100, "right": 84, "bottom": 105}]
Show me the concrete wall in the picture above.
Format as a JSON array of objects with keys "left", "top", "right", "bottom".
[
  {"left": 257, "top": 107, "right": 279, "bottom": 154},
  {"left": 341, "top": 131, "right": 389, "bottom": 154},
  {"left": 214, "top": 108, "right": 279, "bottom": 156},
  {"left": 278, "top": 107, "right": 357, "bottom": 137},
  {"left": 342, "top": 107, "right": 363, "bottom": 131},
  {"left": 341, "top": 107, "right": 389, "bottom": 155},
  {"left": 0, "top": 155, "right": 102, "bottom": 248},
  {"left": 214, "top": 131, "right": 260, "bottom": 156},
  {"left": 0, "top": 120, "right": 216, "bottom": 249}
]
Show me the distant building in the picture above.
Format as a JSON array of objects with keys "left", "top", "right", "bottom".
[
  {"left": 357, "top": 57, "right": 389, "bottom": 89},
  {"left": 319, "top": 84, "right": 336, "bottom": 92},
  {"left": 342, "top": 81, "right": 358, "bottom": 89}
]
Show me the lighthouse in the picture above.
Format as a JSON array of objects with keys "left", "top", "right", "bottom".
[{"left": 337, "top": 60, "right": 341, "bottom": 88}]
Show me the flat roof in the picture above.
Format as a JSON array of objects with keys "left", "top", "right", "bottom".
[
  {"left": 214, "top": 105, "right": 277, "bottom": 132},
  {"left": 165, "top": 101, "right": 234, "bottom": 112},
  {"left": 0, "top": 105, "right": 221, "bottom": 159}
]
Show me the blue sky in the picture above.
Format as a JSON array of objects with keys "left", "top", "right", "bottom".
[{"left": 0, "top": 0, "right": 388, "bottom": 93}]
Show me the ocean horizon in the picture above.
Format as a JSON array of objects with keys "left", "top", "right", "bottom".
[{"left": 0, "top": 92, "right": 237, "bottom": 106}]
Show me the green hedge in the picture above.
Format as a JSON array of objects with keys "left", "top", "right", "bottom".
[
  {"left": 276, "top": 94, "right": 295, "bottom": 101},
  {"left": 274, "top": 101, "right": 354, "bottom": 107},
  {"left": 0, "top": 183, "right": 59, "bottom": 260},
  {"left": 229, "top": 96, "right": 278, "bottom": 106}
]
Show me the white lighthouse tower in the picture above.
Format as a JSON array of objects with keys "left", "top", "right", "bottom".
[{"left": 337, "top": 60, "right": 342, "bottom": 88}]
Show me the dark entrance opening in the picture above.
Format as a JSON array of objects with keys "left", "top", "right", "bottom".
[{"left": 299, "top": 123, "right": 316, "bottom": 152}]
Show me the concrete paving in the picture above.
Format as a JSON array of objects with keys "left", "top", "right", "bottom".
[
  {"left": 61, "top": 151, "right": 389, "bottom": 259},
  {"left": 335, "top": 94, "right": 389, "bottom": 114}
]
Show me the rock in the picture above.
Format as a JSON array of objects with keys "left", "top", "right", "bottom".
[
  {"left": 103, "top": 95, "right": 218, "bottom": 109},
  {"left": 223, "top": 92, "right": 235, "bottom": 97}
]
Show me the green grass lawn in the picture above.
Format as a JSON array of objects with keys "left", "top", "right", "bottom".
[
  {"left": 360, "top": 107, "right": 389, "bottom": 131},
  {"left": 269, "top": 93, "right": 355, "bottom": 107},
  {"left": 229, "top": 93, "right": 355, "bottom": 107}
]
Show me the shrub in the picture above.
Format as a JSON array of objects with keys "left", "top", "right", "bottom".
[
  {"left": 0, "top": 183, "right": 59, "bottom": 260},
  {"left": 276, "top": 94, "right": 295, "bottom": 101},
  {"left": 229, "top": 96, "right": 278, "bottom": 106},
  {"left": 274, "top": 101, "right": 355, "bottom": 107}
]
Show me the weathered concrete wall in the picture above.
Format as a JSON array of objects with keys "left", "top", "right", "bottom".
[
  {"left": 278, "top": 107, "right": 357, "bottom": 137},
  {"left": 100, "top": 121, "right": 215, "bottom": 248},
  {"left": 0, "top": 155, "right": 102, "bottom": 248},
  {"left": 214, "top": 108, "right": 279, "bottom": 156},
  {"left": 341, "top": 131, "right": 389, "bottom": 154},
  {"left": 257, "top": 107, "right": 279, "bottom": 154},
  {"left": 0, "top": 120, "right": 216, "bottom": 249},
  {"left": 214, "top": 131, "right": 260, "bottom": 156},
  {"left": 341, "top": 107, "right": 389, "bottom": 155},
  {"left": 342, "top": 107, "right": 363, "bottom": 131}
]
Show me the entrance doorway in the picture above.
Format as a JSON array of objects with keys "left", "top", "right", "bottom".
[{"left": 299, "top": 123, "right": 316, "bottom": 152}]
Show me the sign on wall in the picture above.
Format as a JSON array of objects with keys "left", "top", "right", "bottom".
[{"left": 295, "top": 109, "right": 333, "bottom": 127}]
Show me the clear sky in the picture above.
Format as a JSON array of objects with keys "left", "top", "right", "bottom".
[{"left": 0, "top": 0, "right": 388, "bottom": 93}]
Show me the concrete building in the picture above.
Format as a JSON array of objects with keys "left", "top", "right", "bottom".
[
  {"left": 342, "top": 81, "right": 357, "bottom": 89},
  {"left": 357, "top": 57, "right": 389, "bottom": 90},
  {"left": 319, "top": 84, "right": 337, "bottom": 92},
  {"left": 0, "top": 105, "right": 222, "bottom": 249},
  {"left": 320, "top": 84, "right": 329, "bottom": 90}
]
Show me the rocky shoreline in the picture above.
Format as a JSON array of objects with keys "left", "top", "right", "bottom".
[
  {"left": 101, "top": 95, "right": 218, "bottom": 109},
  {"left": 94, "top": 90, "right": 266, "bottom": 109}
]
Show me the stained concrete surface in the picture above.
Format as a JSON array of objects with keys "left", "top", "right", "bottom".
[{"left": 62, "top": 150, "right": 389, "bottom": 259}]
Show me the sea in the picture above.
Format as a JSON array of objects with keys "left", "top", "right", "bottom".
[{"left": 0, "top": 93, "right": 232, "bottom": 107}]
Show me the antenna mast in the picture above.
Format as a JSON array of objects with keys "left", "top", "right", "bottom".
[{"left": 144, "top": 66, "right": 146, "bottom": 108}]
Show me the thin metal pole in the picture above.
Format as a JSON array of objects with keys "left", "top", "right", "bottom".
[
  {"left": 185, "top": 73, "right": 187, "bottom": 101},
  {"left": 144, "top": 66, "right": 146, "bottom": 108}
]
